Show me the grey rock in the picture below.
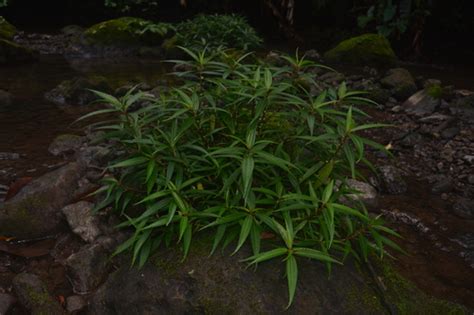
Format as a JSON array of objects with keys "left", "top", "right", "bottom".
[
  {"left": 441, "top": 127, "right": 460, "bottom": 140},
  {"left": 431, "top": 177, "right": 453, "bottom": 194},
  {"left": 76, "top": 145, "right": 111, "bottom": 169},
  {"left": 44, "top": 76, "right": 112, "bottom": 106},
  {"left": 12, "top": 273, "right": 66, "bottom": 315},
  {"left": 65, "top": 243, "right": 109, "bottom": 294},
  {"left": 418, "top": 114, "right": 452, "bottom": 123},
  {"left": 452, "top": 198, "right": 474, "bottom": 219},
  {"left": 62, "top": 201, "right": 102, "bottom": 242},
  {"left": 0, "top": 152, "right": 20, "bottom": 160},
  {"left": 48, "top": 134, "right": 84, "bottom": 156},
  {"left": 381, "top": 68, "right": 417, "bottom": 101},
  {"left": 304, "top": 49, "right": 321, "bottom": 61},
  {"left": 344, "top": 179, "right": 378, "bottom": 208},
  {"left": 378, "top": 165, "right": 407, "bottom": 194},
  {"left": 0, "top": 89, "right": 13, "bottom": 106},
  {"left": 61, "top": 25, "right": 85, "bottom": 37},
  {"left": 468, "top": 175, "right": 474, "bottom": 184},
  {"left": 66, "top": 295, "right": 87, "bottom": 313},
  {"left": 403, "top": 90, "right": 440, "bottom": 117},
  {"left": 464, "top": 155, "right": 474, "bottom": 164},
  {"left": 0, "top": 293, "right": 16, "bottom": 315},
  {"left": 0, "top": 162, "right": 85, "bottom": 239}
]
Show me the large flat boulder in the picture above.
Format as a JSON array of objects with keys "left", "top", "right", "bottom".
[{"left": 88, "top": 240, "right": 465, "bottom": 314}]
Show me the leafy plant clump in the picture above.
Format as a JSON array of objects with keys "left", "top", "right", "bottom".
[
  {"left": 175, "top": 14, "right": 262, "bottom": 51},
  {"left": 83, "top": 48, "right": 399, "bottom": 308}
]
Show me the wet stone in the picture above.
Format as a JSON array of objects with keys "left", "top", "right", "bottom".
[
  {"left": 378, "top": 165, "right": 408, "bottom": 195},
  {"left": 0, "top": 152, "right": 20, "bottom": 160},
  {"left": 452, "top": 198, "right": 474, "bottom": 219},
  {"left": 62, "top": 201, "right": 102, "bottom": 243},
  {"left": 66, "top": 295, "right": 87, "bottom": 313},
  {"left": 12, "top": 273, "right": 66, "bottom": 315},
  {"left": 0, "top": 293, "right": 16, "bottom": 314},
  {"left": 48, "top": 134, "right": 84, "bottom": 156},
  {"left": 65, "top": 243, "right": 109, "bottom": 294}
]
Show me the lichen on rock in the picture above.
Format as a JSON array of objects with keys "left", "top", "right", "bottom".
[{"left": 324, "top": 33, "right": 397, "bottom": 66}]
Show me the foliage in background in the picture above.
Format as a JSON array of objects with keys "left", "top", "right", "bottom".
[
  {"left": 357, "top": 0, "right": 432, "bottom": 38},
  {"left": 175, "top": 14, "right": 262, "bottom": 50},
  {"left": 82, "top": 48, "right": 399, "bottom": 307}
]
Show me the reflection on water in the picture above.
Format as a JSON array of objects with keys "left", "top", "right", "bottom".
[{"left": 0, "top": 55, "right": 167, "bottom": 182}]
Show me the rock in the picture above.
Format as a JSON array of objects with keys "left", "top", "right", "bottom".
[
  {"left": 344, "top": 179, "right": 378, "bottom": 208},
  {"left": 468, "top": 175, "right": 474, "bottom": 184},
  {"left": 0, "top": 89, "right": 13, "bottom": 106},
  {"left": 403, "top": 90, "right": 440, "bottom": 117},
  {"left": 367, "top": 88, "right": 391, "bottom": 104},
  {"left": 380, "top": 68, "right": 417, "bottom": 101},
  {"left": 0, "top": 16, "right": 17, "bottom": 40},
  {"left": 44, "top": 76, "right": 112, "bottom": 106},
  {"left": 431, "top": 177, "right": 453, "bottom": 194},
  {"left": 304, "top": 49, "right": 321, "bottom": 61},
  {"left": 82, "top": 17, "right": 174, "bottom": 50},
  {"left": 0, "top": 151, "right": 19, "bottom": 160},
  {"left": 12, "top": 273, "right": 66, "bottom": 315},
  {"left": 441, "top": 127, "right": 460, "bottom": 140},
  {"left": 324, "top": 33, "right": 397, "bottom": 66},
  {"left": 0, "top": 293, "right": 16, "bottom": 314},
  {"left": 455, "top": 94, "right": 474, "bottom": 108},
  {"left": 88, "top": 240, "right": 465, "bottom": 314},
  {"left": 65, "top": 243, "right": 109, "bottom": 294},
  {"left": 452, "top": 198, "right": 474, "bottom": 219},
  {"left": 378, "top": 165, "right": 407, "bottom": 194},
  {"left": 75, "top": 145, "right": 111, "bottom": 169},
  {"left": 60, "top": 24, "right": 84, "bottom": 37},
  {"left": 0, "top": 39, "right": 38, "bottom": 64},
  {"left": 0, "top": 162, "right": 85, "bottom": 239},
  {"left": 66, "top": 295, "right": 87, "bottom": 313},
  {"left": 48, "top": 134, "right": 85, "bottom": 156},
  {"left": 62, "top": 201, "right": 102, "bottom": 243},
  {"left": 464, "top": 155, "right": 474, "bottom": 164}
]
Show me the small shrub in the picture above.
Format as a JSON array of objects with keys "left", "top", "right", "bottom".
[
  {"left": 83, "top": 48, "right": 399, "bottom": 308},
  {"left": 175, "top": 14, "right": 262, "bottom": 51}
]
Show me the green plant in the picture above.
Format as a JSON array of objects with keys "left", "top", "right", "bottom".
[
  {"left": 82, "top": 48, "right": 399, "bottom": 308},
  {"left": 358, "top": 0, "right": 431, "bottom": 38},
  {"left": 175, "top": 14, "right": 263, "bottom": 51}
]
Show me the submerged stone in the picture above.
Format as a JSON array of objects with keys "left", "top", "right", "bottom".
[{"left": 324, "top": 33, "right": 397, "bottom": 66}]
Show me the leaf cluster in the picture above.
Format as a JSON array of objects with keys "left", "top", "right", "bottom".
[
  {"left": 175, "top": 14, "right": 263, "bottom": 51},
  {"left": 83, "top": 47, "right": 399, "bottom": 308}
]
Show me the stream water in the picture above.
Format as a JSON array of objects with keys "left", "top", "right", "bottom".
[{"left": 1, "top": 53, "right": 474, "bottom": 310}]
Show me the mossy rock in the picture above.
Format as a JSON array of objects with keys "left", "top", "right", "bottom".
[
  {"left": 374, "top": 261, "right": 467, "bottom": 315},
  {"left": 83, "top": 17, "right": 174, "bottom": 47},
  {"left": 324, "top": 33, "right": 397, "bottom": 67},
  {"left": 0, "top": 16, "right": 17, "bottom": 40},
  {"left": 0, "top": 39, "right": 38, "bottom": 64}
]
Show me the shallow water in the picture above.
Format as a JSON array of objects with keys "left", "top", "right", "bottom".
[{"left": 0, "top": 55, "right": 166, "bottom": 183}]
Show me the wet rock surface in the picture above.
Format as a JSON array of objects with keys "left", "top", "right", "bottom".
[
  {"left": 12, "top": 273, "right": 66, "bottom": 314},
  {"left": 0, "top": 162, "right": 85, "bottom": 239},
  {"left": 62, "top": 201, "right": 102, "bottom": 243}
]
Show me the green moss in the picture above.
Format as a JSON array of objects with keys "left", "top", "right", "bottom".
[
  {"left": 324, "top": 33, "right": 397, "bottom": 66},
  {"left": 83, "top": 17, "right": 174, "bottom": 47},
  {"left": 0, "top": 16, "right": 17, "bottom": 40},
  {"left": 379, "top": 262, "right": 467, "bottom": 315}
]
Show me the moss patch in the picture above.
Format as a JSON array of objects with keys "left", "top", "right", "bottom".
[
  {"left": 0, "top": 16, "right": 17, "bottom": 40},
  {"left": 83, "top": 17, "right": 174, "bottom": 47},
  {"left": 378, "top": 261, "right": 467, "bottom": 315},
  {"left": 324, "top": 33, "right": 397, "bottom": 66}
]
